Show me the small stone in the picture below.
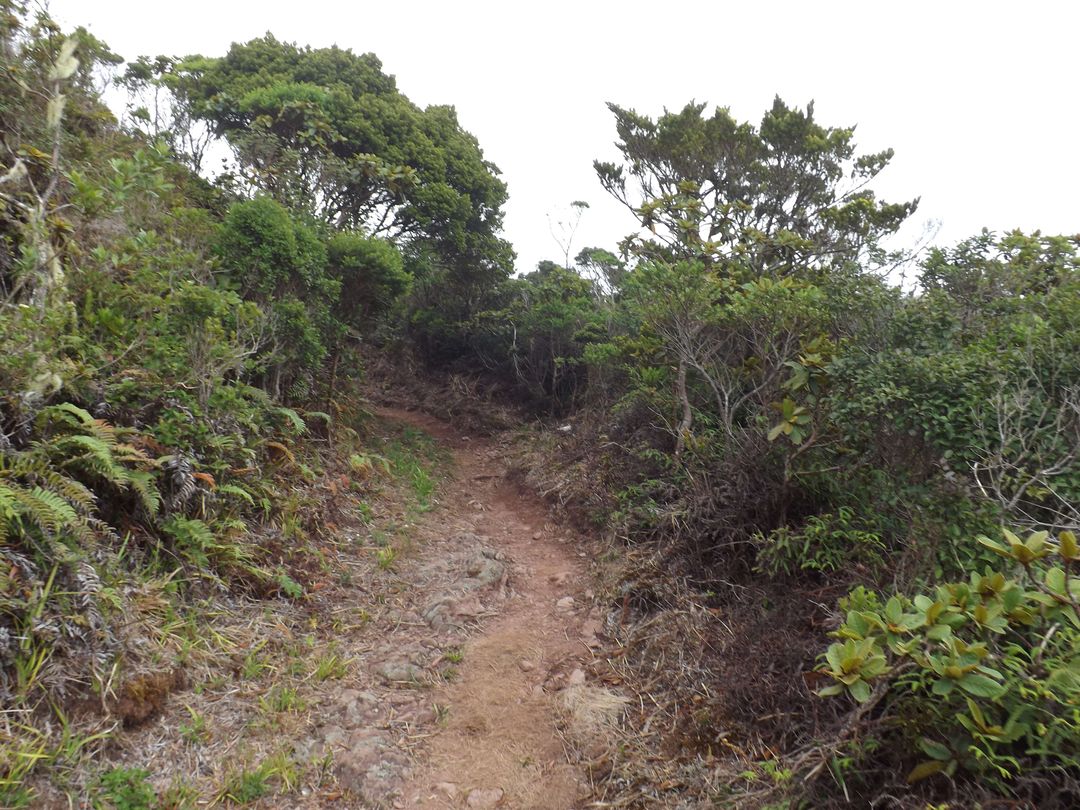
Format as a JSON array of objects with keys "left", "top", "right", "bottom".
[
  {"left": 556, "top": 596, "right": 575, "bottom": 611},
  {"left": 452, "top": 595, "right": 485, "bottom": 617},
  {"left": 322, "top": 724, "right": 348, "bottom": 747},
  {"left": 567, "top": 668, "right": 586, "bottom": 687},
  {"left": 531, "top": 531, "right": 542, "bottom": 540},
  {"left": 377, "top": 659, "right": 424, "bottom": 684},
  {"left": 518, "top": 659, "right": 536, "bottom": 672},
  {"left": 466, "top": 787, "right": 504, "bottom": 807},
  {"left": 434, "top": 782, "right": 458, "bottom": 799}
]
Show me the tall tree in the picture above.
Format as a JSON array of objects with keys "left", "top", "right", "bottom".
[
  {"left": 595, "top": 96, "right": 918, "bottom": 277},
  {"left": 165, "top": 35, "right": 512, "bottom": 283}
]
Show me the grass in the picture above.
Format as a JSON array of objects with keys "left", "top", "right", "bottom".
[
  {"left": 240, "top": 642, "right": 270, "bottom": 680},
  {"left": 216, "top": 753, "right": 298, "bottom": 806},
  {"left": 93, "top": 767, "right": 156, "bottom": 810},
  {"left": 216, "top": 765, "right": 270, "bottom": 805},
  {"left": 376, "top": 424, "right": 447, "bottom": 513},
  {"left": 312, "top": 651, "right": 350, "bottom": 681},
  {"left": 0, "top": 416, "right": 451, "bottom": 806},
  {"left": 432, "top": 702, "right": 450, "bottom": 725},
  {"left": 179, "top": 707, "right": 209, "bottom": 745},
  {"left": 375, "top": 546, "right": 397, "bottom": 570},
  {"left": 260, "top": 686, "right": 305, "bottom": 714},
  {"left": 0, "top": 723, "right": 49, "bottom": 808}
]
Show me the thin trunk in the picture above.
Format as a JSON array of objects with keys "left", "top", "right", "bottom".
[
  {"left": 324, "top": 346, "right": 341, "bottom": 444},
  {"left": 674, "top": 357, "right": 693, "bottom": 458}
]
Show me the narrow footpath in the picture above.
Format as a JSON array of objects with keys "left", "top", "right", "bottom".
[{"left": 309, "top": 407, "right": 619, "bottom": 809}]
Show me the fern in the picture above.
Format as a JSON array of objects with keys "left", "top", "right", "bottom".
[
  {"left": 39, "top": 402, "right": 95, "bottom": 428},
  {"left": 217, "top": 484, "right": 255, "bottom": 506},
  {"left": 50, "top": 434, "right": 129, "bottom": 483},
  {"left": 162, "top": 516, "right": 216, "bottom": 567},
  {"left": 3, "top": 484, "right": 94, "bottom": 543},
  {"left": 0, "top": 484, "right": 17, "bottom": 543},
  {"left": 275, "top": 407, "right": 308, "bottom": 436},
  {"left": 127, "top": 470, "right": 161, "bottom": 517},
  {"left": 33, "top": 469, "right": 96, "bottom": 512}
]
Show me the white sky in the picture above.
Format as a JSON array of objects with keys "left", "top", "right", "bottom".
[{"left": 50, "top": 0, "right": 1080, "bottom": 274}]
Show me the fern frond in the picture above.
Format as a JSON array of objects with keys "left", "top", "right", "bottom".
[
  {"left": 217, "top": 484, "right": 255, "bottom": 506},
  {"left": 127, "top": 470, "right": 161, "bottom": 517},
  {"left": 39, "top": 402, "right": 95, "bottom": 428},
  {"left": 111, "top": 442, "right": 153, "bottom": 467},
  {"left": 264, "top": 441, "right": 296, "bottom": 465},
  {"left": 49, "top": 434, "right": 130, "bottom": 484},
  {"left": 303, "top": 411, "right": 332, "bottom": 426},
  {"left": 9, "top": 485, "right": 83, "bottom": 539},
  {"left": 275, "top": 407, "right": 308, "bottom": 436},
  {"left": 34, "top": 470, "right": 96, "bottom": 512},
  {"left": 85, "top": 418, "right": 120, "bottom": 447},
  {"left": 0, "top": 484, "right": 19, "bottom": 543},
  {"left": 162, "top": 516, "right": 215, "bottom": 550}
]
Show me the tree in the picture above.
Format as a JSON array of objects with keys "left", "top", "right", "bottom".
[
  {"left": 595, "top": 96, "right": 918, "bottom": 277},
  {"left": 214, "top": 197, "right": 337, "bottom": 399},
  {"left": 169, "top": 35, "right": 511, "bottom": 282}
]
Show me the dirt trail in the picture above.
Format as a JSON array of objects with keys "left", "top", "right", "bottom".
[{"left": 369, "top": 407, "right": 607, "bottom": 809}]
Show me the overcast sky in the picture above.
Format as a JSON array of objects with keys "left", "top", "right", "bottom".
[{"left": 50, "top": 0, "right": 1079, "bottom": 274}]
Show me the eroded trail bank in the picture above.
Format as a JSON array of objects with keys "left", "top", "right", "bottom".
[{"left": 322, "top": 407, "right": 618, "bottom": 809}]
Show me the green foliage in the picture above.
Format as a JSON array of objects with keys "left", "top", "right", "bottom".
[
  {"left": 93, "top": 767, "right": 156, "bottom": 810},
  {"left": 595, "top": 96, "right": 916, "bottom": 274},
  {"left": 327, "top": 232, "right": 410, "bottom": 332},
  {"left": 170, "top": 34, "right": 512, "bottom": 343},
  {"left": 475, "top": 263, "right": 605, "bottom": 412},
  {"left": 756, "top": 507, "right": 885, "bottom": 576},
  {"left": 819, "top": 530, "right": 1080, "bottom": 788}
]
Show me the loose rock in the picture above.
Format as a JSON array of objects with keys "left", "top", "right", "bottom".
[{"left": 466, "top": 787, "right": 505, "bottom": 807}]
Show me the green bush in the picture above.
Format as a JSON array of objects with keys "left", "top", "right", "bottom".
[{"left": 820, "top": 529, "right": 1080, "bottom": 790}]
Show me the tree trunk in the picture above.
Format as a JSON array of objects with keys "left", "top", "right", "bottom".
[
  {"left": 674, "top": 357, "right": 693, "bottom": 458},
  {"left": 324, "top": 346, "right": 341, "bottom": 444}
]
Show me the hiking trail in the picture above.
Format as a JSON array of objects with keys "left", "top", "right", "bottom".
[{"left": 303, "top": 406, "right": 615, "bottom": 809}]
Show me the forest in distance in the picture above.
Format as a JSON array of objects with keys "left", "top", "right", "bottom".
[{"left": 1, "top": 2, "right": 1079, "bottom": 808}]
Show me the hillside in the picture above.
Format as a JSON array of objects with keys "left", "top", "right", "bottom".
[{"left": 2, "top": 5, "right": 1079, "bottom": 809}]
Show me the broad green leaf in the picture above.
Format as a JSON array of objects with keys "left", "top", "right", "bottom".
[
  {"left": 1046, "top": 566, "right": 1067, "bottom": 595},
  {"left": 848, "top": 679, "right": 871, "bottom": 703},
  {"left": 906, "top": 760, "right": 946, "bottom": 783},
  {"left": 958, "top": 673, "right": 1004, "bottom": 699},
  {"left": 1059, "top": 530, "right": 1079, "bottom": 561},
  {"left": 918, "top": 738, "right": 952, "bottom": 761}
]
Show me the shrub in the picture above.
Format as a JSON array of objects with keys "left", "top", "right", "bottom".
[{"left": 819, "top": 529, "right": 1080, "bottom": 794}]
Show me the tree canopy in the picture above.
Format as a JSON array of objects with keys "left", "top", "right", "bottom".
[
  {"left": 172, "top": 34, "right": 513, "bottom": 281},
  {"left": 595, "top": 96, "right": 918, "bottom": 276}
]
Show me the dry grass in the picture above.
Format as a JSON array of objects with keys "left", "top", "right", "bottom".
[{"left": 10, "top": 413, "right": 450, "bottom": 808}]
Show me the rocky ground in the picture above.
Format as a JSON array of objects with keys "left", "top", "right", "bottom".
[
  {"left": 73, "top": 406, "right": 624, "bottom": 809},
  {"left": 333, "top": 406, "right": 622, "bottom": 809}
]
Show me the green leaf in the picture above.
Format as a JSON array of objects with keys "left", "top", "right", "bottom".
[
  {"left": 906, "top": 760, "right": 946, "bottom": 783},
  {"left": 957, "top": 673, "right": 1004, "bottom": 699},
  {"left": 931, "top": 678, "right": 954, "bottom": 697},
  {"left": 918, "top": 738, "right": 952, "bottom": 761},
  {"left": 1046, "top": 566, "right": 1067, "bottom": 595},
  {"left": 884, "top": 595, "right": 903, "bottom": 624},
  {"left": 848, "top": 679, "right": 871, "bottom": 703},
  {"left": 1058, "top": 530, "right": 1079, "bottom": 561},
  {"left": 977, "top": 535, "right": 1011, "bottom": 559}
]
